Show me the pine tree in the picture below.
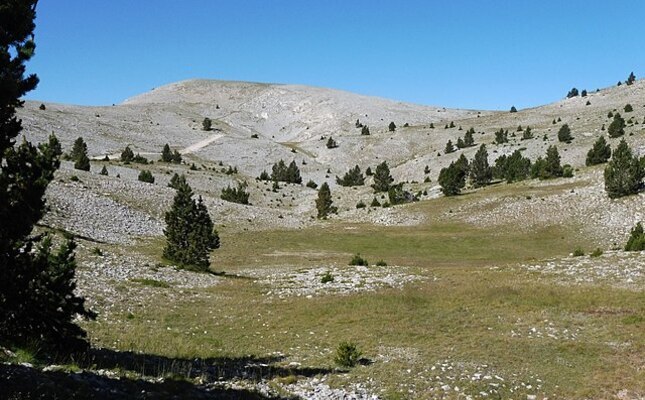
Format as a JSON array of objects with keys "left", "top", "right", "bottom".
[
  {"left": 138, "top": 170, "right": 154, "bottom": 183},
  {"left": 361, "top": 125, "right": 370, "bottom": 135},
  {"left": 326, "top": 136, "right": 338, "bottom": 149},
  {"left": 456, "top": 137, "right": 466, "bottom": 149},
  {"left": 99, "top": 165, "right": 108, "bottom": 176},
  {"left": 544, "top": 145, "right": 563, "bottom": 178},
  {"left": 0, "top": 0, "right": 95, "bottom": 350},
  {"left": 557, "top": 124, "right": 573, "bottom": 142},
  {"left": 566, "top": 88, "right": 579, "bottom": 98},
  {"left": 464, "top": 128, "right": 475, "bottom": 147},
  {"left": 202, "top": 117, "right": 212, "bottom": 131},
  {"left": 607, "top": 113, "right": 626, "bottom": 138},
  {"left": 388, "top": 121, "right": 396, "bottom": 132},
  {"left": 74, "top": 151, "right": 90, "bottom": 171},
  {"left": 286, "top": 160, "right": 302, "bottom": 184},
  {"left": 510, "top": 106, "right": 517, "bottom": 113},
  {"left": 171, "top": 150, "right": 182, "bottom": 164},
  {"left": 316, "top": 182, "right": 336, "bottom": 218},
  {"left": 438, "top": 162, "right": 466, "bottom": 196},
  {"left": 624, "top": 104, "right": 633, "bottom": 113},
  {"left": 497, "top": 150, "right": 531, "bottom": 183},
  {"left": 626, "top": 71, "right": 636, "bottom": 86},
  {"left": 161, "top": 143, "right": 173, "bottom": 162},
  {"left": 470, "top": 144, "right": 492, "bottom": 187},
  {"left": 336, "top": 165, "right": 365, "bottom": 186},
  {"left": 494, "top": 128, "right": 508, "bottom": 144},
  {"left": 585, "top": 136, "right": 611, "bottom": 166},
  {"left": 624, "top": 222, "right": 645, "bottom": 251},
  {"left": 604, "top": 139, "right": 644, "bottom": 198},
  {"left": 372, "top": 161, "right": 394, "bottom": 192},
  {"left": 121, "top": 145, "right": 135, "bottom": 163},
  {"left": 164, "top": 179, "right": 219, "bottom": 270},
  {"left": 221, "top": 182, "right": 250, "bottom": 204},
  {"left": 521, "top": 126, "right": 534, "bottom": 140},
  {"left": 169, "top": 173, "right": 187, "bottom": 189},
  {"left": 70, "top": 137, "right": 88, "bottom": 162},
  {"left": 444, "top": 140, "right": 455, "bottom": 153}
]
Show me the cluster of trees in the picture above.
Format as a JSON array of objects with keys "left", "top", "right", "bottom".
[
  {"left": 336, "top": 165, "right": 365, "bottom": 186},
  {"left": 161, "top": 143, "right": 182, "bottom": 163},
  {"left": 326, "top": 136, "right": 338, "bottom": 149},
  {"left": 120, "top": 146, "right": 148, "bottom": 164},
  {"left": 0, "top": 0, "right": 95, "bottom": 351},
  {"left": 258, "top": 160, "right": 302, "bottom": 184},
  {"left": 456, "top": 128, "right": 476, "bottom": 149},
  {"left": 494, "top": 128, "right": 509, "bottom": 144},
  {"left": 439, "top": 144, "right": 575, "bottom": 196},
  {"left": 164, "top": 178, "right": 220, "bottom": 271},
  {"left": 221, "top": 182, "right": 250, "bottom": 204}
]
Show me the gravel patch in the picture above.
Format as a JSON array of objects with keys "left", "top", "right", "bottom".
[
  {"left": 519, "top": 250, "right": 644, "bottom": 289},
  {"left": 43, "top": 178, "right": 163, "bottom": 245},
  {"left": 246, "top": 264, "right": 427, "bottom": 298}
]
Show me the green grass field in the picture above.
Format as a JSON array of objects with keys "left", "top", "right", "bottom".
[{"left": 79, "top": 181, "right": 644, "bottom": 399}]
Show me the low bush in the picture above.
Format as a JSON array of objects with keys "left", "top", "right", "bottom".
[{"left": 334, "top": 342, "right": 362, "bottom": 368}]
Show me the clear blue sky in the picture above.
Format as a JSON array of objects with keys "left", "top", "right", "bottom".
[{"left": 25, "top": 0, "right": 644, "bottom": 110}]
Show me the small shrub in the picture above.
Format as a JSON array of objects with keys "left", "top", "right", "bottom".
[
  {"left": 370, "top": 197, "right": 381, "bottom": 207},
  {"left": 138, "top": 170, "right": 154, "bottom": 183},
  {"left": 572, "top": 247, "right": 584, "bottom": 257},
  {"left": 590, "top": 248, "right": 603, "bottom": 258},
  {"left": 624, "top": 104, "right": 633, "bottom": 113},
  {"left": 306, "top": 180, "right": 318, "bottom": 189},
  {"left": 334, "top": 342, "right": 362, "bottom": 368},
  {"left": 131, "top": 278, "right": 170, "bottom": 288},
  {"left": 349, "top": 254, "right": 368, "bottom": 266},
  {"left": 91, "top": 247, "right": 103, "bottom": 256},
  {"left": 70, "top": 175, "right": 79, "bottom": 182},
  {"left": 356, "top": 200, "right": 366, "bottom": 209},
  {"left": 624, "top": 222, "right": 645, "bottom": 251},
  {"left": 375, "top": 260, "right": 387, "bottom": 266},
  {"left": 321, "top": 271, "right": 334, "bottom": 284}
]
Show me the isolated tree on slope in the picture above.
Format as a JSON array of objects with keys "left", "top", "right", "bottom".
[
  {"left": 316, "top": 182, "right": 337, "bottom": 218},
  {"left": 372, "top": 161, "right": 394, "bottom": 192},
  {"left": 70, "top": 136, "right": 88, "bottom": 162},
  {"left": 604, "top": 139, "right": 644, "bottom": 198},
  {"left": 0, "top": 0, "right": 95, "bottom": 350},
  {"left": 164, "top": 179, "right": 220, "bottom": 271},
  {"left": 607, "top": 113, "right": 625, "bottom": 138}
]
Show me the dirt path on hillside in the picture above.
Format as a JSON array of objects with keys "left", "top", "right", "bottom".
[
  {"left": 178, "top": 133, "right": 223, "bottom": 154},
  {"left": 91, "top": 133, "right": 224, "bottom": 160}
]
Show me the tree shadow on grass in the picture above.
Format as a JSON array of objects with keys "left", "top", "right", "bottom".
[{"left": 1, "top": 348, "right": 334, "bottom": 399}]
